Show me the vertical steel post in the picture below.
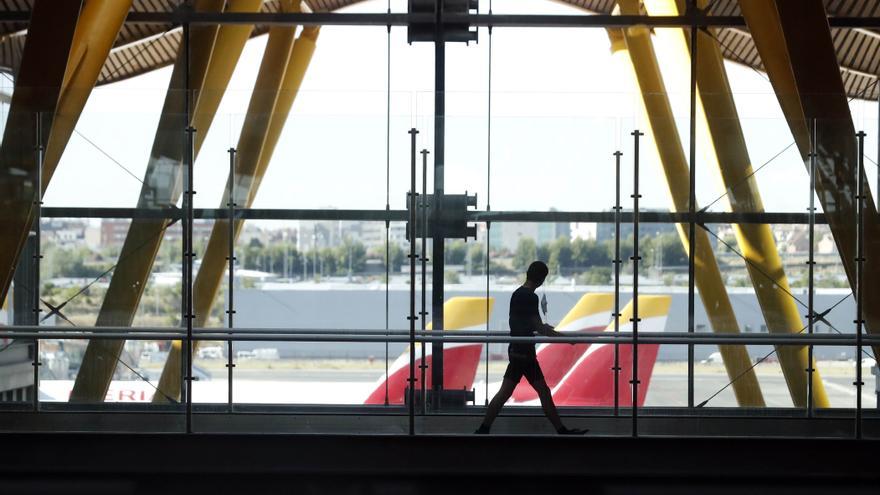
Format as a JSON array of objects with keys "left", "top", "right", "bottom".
[
  {"left": 431, "top": 0, "right": 446, "bottom": 408},
  {"left": 420, "top": 148, "right": 429, "bottom": 414},
  {"left": 631, "top": 130, "right": 643, "bottom": 437},
  {"left": 484, "top": 10, "right": 493, "bottom": 407},
  {"left": 32, "top": 112, "right": 43, "bottom": 412},
  {"left": 686, "top": 0, "right": 698, "bottom": 409},
  {"left": 484, "top": 221, "right": 490, "bottom": 406},
  {"left": 856, "top": 130, "right": 866, "bottom": 439},
  {"left": 183, "top": 20, "right": 194, "bottom": 434},
  {"left": 408, "top": 127, "right": 419, "bottom": 435},
  {"left": 613, "top": 150, "right": 622, "bottom": 416},
  {"left": 384, "top": 0, "right": 391, "bottom": 408},
  {"left": 226, "top": 147, "right": 237, "bottom": 412},
  {"left": 807, "top": 120, "right": 817, "bottom": 417}
]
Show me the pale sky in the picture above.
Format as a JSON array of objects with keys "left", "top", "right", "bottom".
[{"left": 42, "top": 0, "right": 880, "bottom": 219}]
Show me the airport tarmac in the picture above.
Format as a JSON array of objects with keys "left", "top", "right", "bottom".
[{"left": 162, "top": 359, "right": 879, "bottom": 409}]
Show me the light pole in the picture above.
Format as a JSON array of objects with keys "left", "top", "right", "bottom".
[
  {"left": 347, "top": 238, "right": 353, "bottom": 281},
  {"left": 282, "top": 230, "right": 288, "bottom": 281},
  {"left": 313, "top": 225, "right": 318, "bottom": 280}
]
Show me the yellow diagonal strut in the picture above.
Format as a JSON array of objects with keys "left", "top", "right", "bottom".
[
  {"left": 612, "top": 0, "right": 765, "bottom": 406},
  {"left": 43, "top": 0, "right": 134, "bottom": 192},
  {"left": 0, "top": 0, "right": 131, "bottom": 309},
  {"left": 741, "top": 0, "right": 880, "bottom": 363},
  {"left": 0, "top": 0, "right": 81, "bottom": 304},
  {"left": 651, "top": 0, "right": 827, "bottom": 408},
  {"left": 153, "top": 9, "right": 319, "bottom": 403},
  {"left": 69, "top": 0, "right": 229, "bottom": 402}
]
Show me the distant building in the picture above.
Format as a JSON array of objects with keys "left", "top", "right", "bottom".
[
  {"left": 570, "top": 222, "right": 597, "bottom": 241},
  {"left": 595, "top": 209, "right": 678, "bottom": 242},
  {"left": 42, "top": 219, "right": 87, "bottom": 248},
  {"left": 489, "top": 221, "right": 568, "bottom": 252},
  {"left": 818, "top": 232, "right": 837, "bottom": 254},
  {"left": 97, "top": 219, "right": 214, "bottom": 250},
  {"left": 100, "top": 219, "right": 130, "bottom": 248},
  {"left": 359, "top": 221, "right": 407, "bottom": 249},
  {"left": 772, "top": 225, "right": 838, "bottom": 255}
]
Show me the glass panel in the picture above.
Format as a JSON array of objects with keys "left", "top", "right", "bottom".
[
  {"left": 228, "top": 220, "right": 402, "bottom": 406},
  {"left": 38, "top": 215, "right": 183, "bottom": 407},
  {"left": 693, "top": 344, "right": 739, "bottom": 408},
  {"left": 43, "top": 103, "right": 169, "bottom": 209}
]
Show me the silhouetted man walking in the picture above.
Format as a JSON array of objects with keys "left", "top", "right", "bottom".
[{"left": 475, "top": 261, "right": 587, "bottom": 435}]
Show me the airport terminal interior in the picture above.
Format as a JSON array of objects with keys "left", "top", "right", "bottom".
[{"left": 3, "top": 0, "right": 880, "bottom": 492}]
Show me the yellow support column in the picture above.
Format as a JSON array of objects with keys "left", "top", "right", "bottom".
[
  {"left": 649, "top": 0, "right": 828, "bottom": 407},
  {"left": 43, "top": 0, "right": 134, "bottom": 189},
  {"left": 247, "top": 27, "right": 319, "bottom": 205},
  {"left": 154, "top": 5, "right": 315, "bottom": 403},
  {"left": 741, "top": 0, "right": 880, "bottom": 363},
  {"left": 0, "top": 0, "right": 81, "bottom": 303},
  {"left": 70, "top": 0, "right": 225, "bottom": 402},
  {"left": 610, "top": 4, "right": 765, "bottom": 406},
  {"left": 192, "top": 0, "right": 265, "bottom": 155}
]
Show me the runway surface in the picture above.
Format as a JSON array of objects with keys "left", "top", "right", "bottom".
[{"left": 38, "top": 360, "right": 878, "bottom": 408}]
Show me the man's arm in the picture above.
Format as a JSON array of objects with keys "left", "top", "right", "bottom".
[
  {"left": 535, "top": 320, "right": 562, "bottom": 337},
  {"left": 529, "top": 293, "right": 563, "bottom": 337}
]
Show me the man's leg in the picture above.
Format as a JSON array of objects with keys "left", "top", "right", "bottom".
[
  {"left": 531, "top": 377, "right": 566, "bottom": 432},
  {"left": 476, "top": 378, "right": 518, "bottom": 433},
  {"left": 528, "top": 368, "right": 587, "bottom": 435}
]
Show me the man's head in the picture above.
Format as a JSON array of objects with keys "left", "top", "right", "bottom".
[{"left": 525, "top": 261, "right": 549, "bottom": 287}]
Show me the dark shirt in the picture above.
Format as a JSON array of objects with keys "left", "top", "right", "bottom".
[{"left": 508, "top": 286, "right": 542, "bottom": 359}]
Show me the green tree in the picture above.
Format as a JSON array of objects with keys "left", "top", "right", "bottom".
[
  {"left": 384, "top": 243, "right": 405, "bottom": 273},
  {"left": 263, "top": 242, "right": 301, "bottom": 277},
  {"left": 319, "top": 247, "right": 337, "bottom": 277},
  {"left": 572, "top": 238, "right": 611, "bottom": 268},
  {"left": 43, "top": 246, "right": 106, "bottom": 279},
  {"left": 513, "top": 237, "right": 537, "bottom": 271},
  {"left": 537, "top": 243, "right": 550, "bottom": 265},
  {"left": 548, "top": 236, "right": 572, "bottom": 275},
  {"left": 576, "top": 267, "right": 612, "bottom": 285},
  {"left": 467, "top": 242, "right": 485, "bottom": 275},
  {"left": 646, "top": 233, "right": 688, "bottom": 268},
  {"left": 445, "top": 240, "right": 467, "bottom": 265},
  {"left": 336, "top": 240, "right": 367, "bottom": 275}
]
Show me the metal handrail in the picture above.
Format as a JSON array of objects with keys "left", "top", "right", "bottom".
[{"left": 2, "top": 326, "right": 877, "bottom": 346}]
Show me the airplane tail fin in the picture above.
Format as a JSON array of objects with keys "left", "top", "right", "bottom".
[
  {"left": 364, "top": 297, "right": 494, "bottom": 405},
  {"left": 511, "top": 293, "right": 613, "bottom": 403},
  {"left": 551, "top": 295, "right": 671, "bottom": 407}
]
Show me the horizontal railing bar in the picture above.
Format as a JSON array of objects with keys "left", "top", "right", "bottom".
[
  {"left": 192, "top": 333, "right": 874, "bottom": 346},
  {"left": 469, "top": 211, "right": 827, "bottom": 224},
  {"left": 41, "top": 207, "right": 827, "bottom": 225},
  {"left": 2, "top": 326, "right": 875, "bottom": 346},
  {"left": 40, "top": 207, "right": 410, "bottom": 222}
]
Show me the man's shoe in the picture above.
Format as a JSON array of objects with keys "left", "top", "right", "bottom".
[
  {"left": 474, "top": 424, "right": 491, "bottom": 434},
  {"left": 557, "top": 426, "right": 589, "bottom": 435}
]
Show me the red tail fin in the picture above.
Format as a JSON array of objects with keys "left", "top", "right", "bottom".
[
  {"left": 551, "top": 295, "right": 671, "bottom": 407},
  {"left": 364, "top": 297, "right": 493, "bottom": 405}
]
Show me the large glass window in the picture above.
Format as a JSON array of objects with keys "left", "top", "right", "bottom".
[{"left": 1, "top": 4, "right": 878, "bottom": 438}]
